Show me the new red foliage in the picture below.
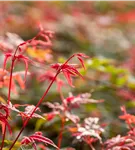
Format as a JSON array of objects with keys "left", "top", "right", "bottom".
[{"left": 21, "top": 132, "right": 58, "bottom": 150}]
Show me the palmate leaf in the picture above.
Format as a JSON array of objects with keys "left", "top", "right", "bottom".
[
  {"left": 104, "top": 134, "right": 135, "bottom": 150},
  {"left": 119, "top": 106, "right": 135, "bottom": 128},
  {"left": 66, "top": 93, "right": 104, "bottom": 107},
  {"left": 3, "top": 52, "right": 33, "bottom": 84},
  {"left": 76, "top": 53, "right": 89, "bottom": 70},
  {"left": 17, "top": 105, "right": 45, "bottom": 124},
  {"left": 15, "top": 55, "right": 34, "bottom": 83},
  {"left": 51, "top": 63, "right": 84, "bottom": 87},
  {"left": 0, "top": 69, "right": 30, "bottom": 94},
  {"left": 50, "top": 53, "right": 88, "bottom": 87},
  {"left": 7, "top": 103, "right": 45, "bottom": 124},
  {"left": 3, "top": 53, "right": 12, "bottom": 71},
  {"left": 21, "top": 132, "right": 58, "bottom": 150},
  {"left": 0, "top": 119, "right": 12, "bottom": 136},
  {"left": 70, "top": 117, "right": 104, "bottom": 147},
  {"left": 0, "top": 103, "right": 12, "bottom": 135}
]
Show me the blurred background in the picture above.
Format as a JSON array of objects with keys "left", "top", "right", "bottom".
[{"left": 1, "top": 1, "right": 135, "bottom": 150}]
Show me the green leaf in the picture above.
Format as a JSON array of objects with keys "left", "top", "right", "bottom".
[{"left": 35, "top": 119, "right": 45, "bottom": 131}]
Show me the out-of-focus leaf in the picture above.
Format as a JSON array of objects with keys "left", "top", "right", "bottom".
[
  {"left": 115, "top": 76, "right": 127, "bottom": 87},
  {"left": 127, "top": 75, "right": 135, "bottom": 89},
  {"left": 0, "top": 96, "right": 6, "bottom": 103},
  {"left": 35, "top": 119, "right": 45, "bottom": 131},
  {"left": 26, "top": 48, "right": 53, "bottom": 62}
]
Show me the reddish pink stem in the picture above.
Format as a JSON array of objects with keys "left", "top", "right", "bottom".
[
  {"left": 1, "top": 59, "right": 16, "bottom": 150},
  {"left": 57, "top": 116, "right": 65, "bottom": 150},
  {"left": 1, "top": 30, "right": 54, "bottom": 149},
  {"left": 9, "top": 70, "right": 60, "bottom": 150},
  {"left": 9, "top": 54, "right": 75, "bottom": 150},
  {"left": 1, "top": 44, "right": 24, "bottom": 150}
]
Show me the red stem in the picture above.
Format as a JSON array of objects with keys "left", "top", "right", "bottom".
[
  {"left": 1, "top": 59, "right": 15, "bottom": 150},
  {"left": 1, "top": 44, "right": 23, "bottom": 149},
  {"left": 57, "top": 91, "right": 65, "bottom": 150},
  {"left": 0, "top": 126, "right": 6, "bottom": 150},
  {"left": 1, "top": 31, "right": 53, "bottom": 149},
  {"left": 9, "top": 70, "right": 60, "bottom": 150},
  {"left": 9, "top": 54, "right": 75, "bottom": 150},
  {"left": 57, "top": 116, "right": 65, "bottom": 149},
  {"left": 7, "top": 60, "right": 16, "bottom": 104}
]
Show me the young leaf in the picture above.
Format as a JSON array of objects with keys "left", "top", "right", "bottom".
[{"left": 21, "top": 132, "right": 58, "bottom": 150}]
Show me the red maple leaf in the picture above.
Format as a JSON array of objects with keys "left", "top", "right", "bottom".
[
  {"left": 0, "top": 69, "right": 29, "bottom": 94},
  {"left": 21, "top": 132, "right": 58, "bottom": 150},
  {"left": 119, "top": 106, "right": 135, "bottom": 129},
  {"left": 3, "top": 53, "right": 33, "bottom": 83},
  {"left": 51, "top": 63, "right": 84, "bottom": 87},
  {"left": 0, "top": 103, "right": 12, "bottom": 135}
]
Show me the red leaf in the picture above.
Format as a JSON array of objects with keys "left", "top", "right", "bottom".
[
  {"left": 3, "top": 53, "right": 12, "bottom": 71},
  {"left": 18, "top": 105, "right": 45, "bottom": 123},
  {"left": 77, "top": 57, "right": 86, "bottom": 70},
  {"left": 0, "top": 104, "right": 12, "bottom": 135},
  {"left": 76, "top": 53, "right": 89, "bottom": 58},
  {"left": 51, "top": 63, "right": 84, "bottom": 87},
  {"left": 21, "top": 132, "right": 58, "bottom": 149},
  {"left": 17, "top": 55, "right": 33, "bottom": 83},
  {"left": 63, "top": 71, "right": 74, "bottom": 87},
  {"left": 13, "top": 74, "right": 25, "bottom": 90},
  {"left": 119, "top": 106, "right": 135, "bottom": 126}
]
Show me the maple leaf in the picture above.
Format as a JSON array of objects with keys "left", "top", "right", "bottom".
[
  {"left": 17, "top": 105, "right": 45, "bottom": 123},
  {"left": 7, "top": 102, "right": 20, "bottom": 113},
  {"left": 0, "top": 69, "right": 29, "bottom": 94},
  {"left": 0, "top": 103, "right": 12, "bottom": 135},
  {"left": 6, "top": 103, "right": 44, "bottom": 123},
  {"left": 105, "top": 106, "right": 135, "bottom": 150},
  {"left": 44, "top": 92, "right": 103, "bottom": 124},
  {"left": 29, "top": 29, "right": 54, "bottom": 48},
  {"left": 13, "top": 71, "right": 30, "bottom": 90},
  {"left": 45, "top": 102, "right": 64, "bottom": 111},
  {"left": 104, "top": 134, "right": 135, "bottom": 150},
  {"left": 75, "top": 53, "right": 89, "bottom": 70},
  {"left": 3, "top": 53, "right": 12, "bottom": 71},
  {"left": 15, "top": 54, "right": 33, "bottom": 83},
  {"left": 43, "top": 102, "right": 64, "bottom": 121},
  {"left": 3, "top": 52, "right": 33, "bottom": 83},
  {"left": 65, "top": 112, "right": 80, "bottom": 124},
  {"left": 50, "top": 53, "right": 88, "bottom": 87},
  {"left": 51, "top": 63, "right": 84, "bottom": 87},
  {"left": 119, "top": 106, "right": 135, "bottom": 128},
  {"left": 21, "top": 131, "right": 58, "bottom": 150},
  {"left": 44, "top": 102, "right": 79, "bottom": 123},
  {"left": 65, "top": 93, "right": 104, "bottom": 108},
  {"left": 70, "top": 117, "right": 104, "bottom": 147}
]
